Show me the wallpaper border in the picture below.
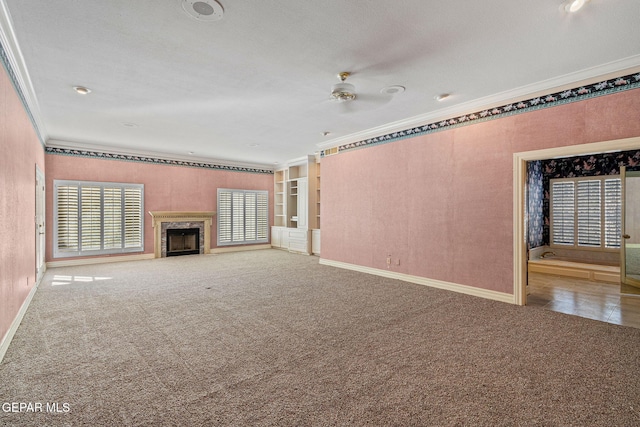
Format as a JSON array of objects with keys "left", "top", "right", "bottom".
[
  {"left": 45, "top": 147, "right": 274, "bottom": 175},
  {"left": 321, "top": 72, "right": 640, "bottom": 157}
]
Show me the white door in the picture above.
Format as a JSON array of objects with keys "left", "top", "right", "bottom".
[
  {"left": 35, "top": 165, "right": 45, "bottom": 282},
  {"left": 621, "top": 166, "right": 640, "bottom": 295}
]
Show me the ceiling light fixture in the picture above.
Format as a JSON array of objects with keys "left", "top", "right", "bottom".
[
  {"left": 330, "top": 72, "right": 356, "bottom": 102},
  {"left": 435, "top": 93, "right": 450, "bottom": 102},
  {"left": 181, "top": 0, "right": 224, "bottom": 21},
  {"left": 562, "top": 0, "right": 588, "bottom": 13},
  {"left": 73, "top": 86, "right": 91, "bottom": 95}
]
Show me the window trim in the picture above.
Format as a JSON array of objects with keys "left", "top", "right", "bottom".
[
  {"left": 217, "top": 188, "right": 269, "bottom": 246},
  {"left": 53, "top": 180, "right": 144, "bottom": 258},
  {"left": 549, "top": 175, "right": 620, "bottom": 252}
]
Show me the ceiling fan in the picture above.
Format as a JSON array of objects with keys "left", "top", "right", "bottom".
[
  {"left": 328, "top": 71, "right": 400, "bottom": 113},
  {"left": 330, "top": 72, "right": 357, "bottom": 102}
]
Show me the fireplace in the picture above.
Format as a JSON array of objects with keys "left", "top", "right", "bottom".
[
  {"left": 166, "top": 228, "right": 200, "bottom": 257},
  {"left": 149, "top": 211, "right": 216, "bottom": 259}
]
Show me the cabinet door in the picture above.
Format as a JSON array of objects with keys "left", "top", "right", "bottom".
[
  {"left": 271, "top": 226, "right": 282, "bottom": 248},
  {"left": 297, "top": 177, "right": 308, "bottom": 228}
]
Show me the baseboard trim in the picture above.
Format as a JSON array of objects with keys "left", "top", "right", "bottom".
[
  {"left": 319, "top": 258, "right": 515, "bottom": 304},
  {"left": 210, "top": 244, "right": 272, "bottom": 254},
  {"left": 47, "top": 253, "right": 155, "bottom": 268},
  {"left": 0, "top": 275, "right": 42, "bottom": 364}
]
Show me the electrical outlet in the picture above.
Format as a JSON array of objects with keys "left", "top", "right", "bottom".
[
  {"left": 396, "top": 259, "right": 400, "bottom": 266},
  {"left": 386, "top": 255, "right": 391, "bottom": 268}
]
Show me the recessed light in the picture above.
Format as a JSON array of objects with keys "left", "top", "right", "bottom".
[
  {"left": 562, "top": 0, "right": 588, "bottom": 13},
  {"left": 73, "top": 86, "right": 91, "bottom": 95},
  {"left": 188, "top": 151, "right": 195, "bottom": 155},
  {"left": 181, "top": 0, "right": 224, "bottom": 21},
  {"left": 435, "top": 93, "right": 450, "bottom": 102},
  {"left": 322, "top": 131, "right": 331, "bottom": 137},
  {"left": 248, "top": 143, "right": 260, "bottom": 147},
  {"left": 122, "top": 122, "right": 138, "bottom": 128},
  {"left": 380, "top": 85, "right": 405, "bottom": 95}
]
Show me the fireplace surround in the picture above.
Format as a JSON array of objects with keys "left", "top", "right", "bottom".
[{"left": 149, "top": 211, "right": 216, "bottom": 258}]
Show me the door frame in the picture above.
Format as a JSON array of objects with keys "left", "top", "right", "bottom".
[
  {"left": 35, "top": 164, "right": 45, "bottom": 282},
  {"left": 513, "top": 136, "right": 640, "bottom": 305}
]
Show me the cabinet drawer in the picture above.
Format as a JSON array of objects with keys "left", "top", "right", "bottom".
[{"left": 288, "top": 229, "right": 308, "bottom": 240}]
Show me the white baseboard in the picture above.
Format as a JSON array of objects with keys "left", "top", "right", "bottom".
[
  {"left": 319, "top": 258, "right": 515, "bottom": 304},
  {"left": 210, "top": 244, "right": 272, "bottom": 254},
  {"left": 47, "top": 253, "right": 155, "bottom": 268},
  {"left": 46, "top": 246, "right": 272, "bottom": 268},
  {"left": 0, "top": 275, "right": 42, "bottom": 364}
]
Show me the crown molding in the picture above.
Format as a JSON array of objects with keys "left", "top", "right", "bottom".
[
  {"left": 317, "top": 55, "right": 640, "bottom": 151},
  {"left": 46, "top": 139, "right": 275, "bottom": 173},
  {"left": 0, "top": 0, "right": 47, "bottom": 144}
]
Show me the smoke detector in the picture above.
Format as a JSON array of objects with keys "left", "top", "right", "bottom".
[{"left": 182, "top": 0, "right": 224, "bottom": 21}]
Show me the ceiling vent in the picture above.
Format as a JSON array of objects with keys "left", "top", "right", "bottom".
[{"left": 181, "top": 0, "right": 224, "bottom": 21}]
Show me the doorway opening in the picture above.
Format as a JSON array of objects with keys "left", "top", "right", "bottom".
[{"left": 514, "top": 136, "right": 640, "bottom": 306}]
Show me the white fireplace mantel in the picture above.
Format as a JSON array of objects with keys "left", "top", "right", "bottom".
[{"left": 149, "top": 211, "right": 216, "bottom": 258}]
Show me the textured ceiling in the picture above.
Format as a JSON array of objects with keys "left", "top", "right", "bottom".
[{"left": 2, "top": 0, "right": 640, "bottom": 168}]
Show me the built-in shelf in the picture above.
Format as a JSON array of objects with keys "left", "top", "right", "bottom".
[{"left": 272, "top": 155, "right": 319, "bottom": 254}]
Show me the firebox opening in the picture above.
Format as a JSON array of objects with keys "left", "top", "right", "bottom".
[{"left": 166, "top": 228, "right": 200, "bottom": 257}]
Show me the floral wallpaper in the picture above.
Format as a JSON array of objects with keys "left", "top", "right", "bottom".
[
  {"left": 534, "top": 149, "right": 640, "bottom": 246},
  {"left": 527, "top": 161, "right": 544, "bottom": 249}
]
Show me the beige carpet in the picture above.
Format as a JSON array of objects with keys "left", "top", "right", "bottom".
[{"left": 1, "top": 249, "right": 639, "bottom": 426}]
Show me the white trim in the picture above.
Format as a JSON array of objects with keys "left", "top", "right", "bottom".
[
  {"left": 0, "top": 0, "right": 47, "bottom": 142},
  {"left": 210, "top": 244, "right": 272, "bottom": 254},
  {"left": 46, "top": 253, "right": 154, "bottom": 268},
  {"left": 47, "top": 139, "right": 275, "bottom": 171},
  {"left": 0, "top": 274, "right": 40, "bottom": 364},
  {"left": 513, "top": 136, "right": 640, "bottom": 306},
  {"left": 319, "top": 258, "right": 514, "bottom": 304},
  {"left": 317, "top": 57, "right": 640, "bottom": 152}
]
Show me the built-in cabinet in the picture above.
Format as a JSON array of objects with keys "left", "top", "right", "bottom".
[{"left": 272, "top": 155, "right": 321, "bottom": 255}]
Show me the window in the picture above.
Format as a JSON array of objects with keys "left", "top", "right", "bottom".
[
  {"left": 54, "top": 180, "right": 144, "bottom": 257},
  {"left": 550, "top": 176, "right": 621, "bottom": 249},
  {"left": 217, "top": 189, "right": 268, "bottom": 246}
]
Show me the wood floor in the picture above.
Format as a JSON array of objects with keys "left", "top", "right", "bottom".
[{"left": 527, "top": 272, "right": 640, "bottom": 329}]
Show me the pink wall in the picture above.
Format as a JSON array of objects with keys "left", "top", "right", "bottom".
[
  {"left": 0, "top": 66, "right": 45, "bottom": 344},
  {"left": 321, "top": 89, "right": 640, "bottom": 294},
  {"left": 45, "top": 155, "right": 274, "bottom": 261}
]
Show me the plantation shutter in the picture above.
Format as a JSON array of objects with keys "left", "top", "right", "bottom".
[
  {"left": 103, "top": 187, "right": 122, "bottom": 249},
  {"left": 218, "top": 190, "right": 233, "bottom": 244},
  {"left": 53, "top": 181, "right": 144, "bottom": 258},
  {"left": 550, "top": 176, "right": 621, "bottom": 250},
  {"left": 551, "top": 181, "right": 575, "bottom": 245},
  {"left": 576, "top": 180, "right": 601, "bottom": 247},
  {"left": 124, "top": 187, "right": 143, "bottom": 248},
  {"left": 244, "top": 192, "right": 257, "bottom": 241},
  {"left": 233, "top": 191, "right": 245, "bottom": 242},
  {"left": 257, "top": 192, "right": 268, "bottom": 240},
  {"left": 217, "top": 189, "right": 269, "bottom": 246},
  {"left": 604, "top": 178, "right": 621, "bottom": 248},
  {"left": 81, "top": 186, "right": 102, "bottom": 250},
  {"left": 56, "top": 185, "right": 79, "bottom": 252}
]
